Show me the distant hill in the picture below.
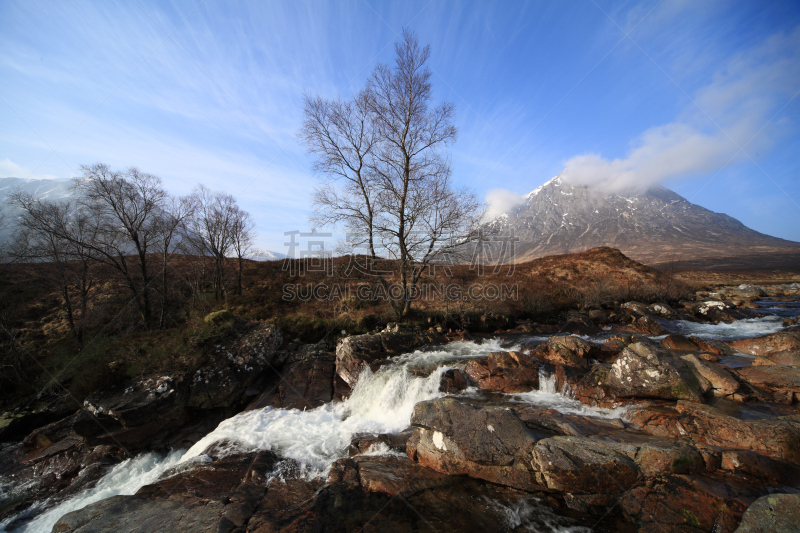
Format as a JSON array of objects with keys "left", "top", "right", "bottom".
[{"left": 485, "top": 174, "right": 800, "bottom": 270}]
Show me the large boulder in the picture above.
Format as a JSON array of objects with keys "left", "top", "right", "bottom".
[
  {"left": 618, "top": 474, "right": 748, "bottom": 533},
  {"left": 735, "top": 365, "right": 800, "bottom": 404},
  {"left": 604, "top": 340, "right": 707, "bottom": 402},
  {"left": 407, "top": 398, "right": 539, "bottom": 490},
  {"left": 335, "top": 325, "right": 446, "bottom": 388},
  {"left": 631, "top": 402, "right": 800, "bottom": 463},
  {"left": 462, "top": 351, "right": 539, "bottom": 393},
  {"left": 75, "top": 323, "right": 282, "bottom": 450},
  {"left": 530, "top": 436, "right": 641, "bottom": 495},
  {"left": 735, "top": 493, "right": 800, "bottom": 532},
  {"left": 53, "top": 451, "right": 276, "bottom": 533},
  {"left": 729, "top": 329, "right": 800, "bottom": 357},
  {"left": 527, "top": 335, "right": 606, "bottom": 368},
  {"left": 680, "top": 354, "right": 739, "bottom": 397},
  {"left": 246, "top": 343, "right": 336, "bottom": 411}
]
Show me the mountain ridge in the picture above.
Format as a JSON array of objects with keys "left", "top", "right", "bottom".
[{"left": 486, "top": 174, "right": 800, "bottom": 268}]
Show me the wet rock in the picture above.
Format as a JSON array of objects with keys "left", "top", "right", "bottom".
[
  {"left": 621, "top": 301, "right": 650, "bottom": 316},
  {"left": 530, "top": 436, "right": 641, "bottom": 494},
  {"left": 649, "top": 302, "right": 677, "bottom": 317},
  {"left": 558, "top": 316, "right": 602, "bottom": 336},
  {"left": 631, "top": 402, "right": 800, "bottom": 463},
  {"left": 335, "top": 325, "right": 446, "bottom": 387},
  {"left": 604, "top": 340, "right": 706, "bottom": 402},
  {"left": 729, "top": 329, "right": 800, "bottom": 357},
  {"left": 618, "top": 474, "right": 748, "bottom": 533},
  {"left": 438, "top": 368, "right": 469, "bottom": 393},
  {"left": 74, "top": 324, "right": 282, "bottom": 451},
  {"left": 407, "top": 398, "right": 539, "bottom": 490},
  {"left": 628, "top": 315, "right": 669, "bottom": 335},
  {"left": 734, "top": 493, "right": 800, "bottom": 532},
  {"left": 463, "top": 351, "right": 539, "bottom": 393},
  {"left": 753, "top": 351, "right": 800, "bottom": 366},
  {"left": 53, "top": 451, "right": 276, "bottom": 533},
  {"left": 634, "top": 441, "right": 705, "bottom": 477},
  {"left": 661, "top": 334, "right": 702, "bottom": 352},
  {"left": 263, "top": 346, "right": 335, "bottom": 410},
  {"left": 735, "top": 365, "right": 800, "bottom": 404},
  {"left": 681, "top": 354, "right": 739, "bottom": 397},
  {"left": 348, "top": 430, "right": 412, "bottom": 456},
  {"left": 720, "top": 449, "right": 800, "bottom": 485},
  {"left": 527, "top": 335, "right": 606, "bottom": 368},
  {"left": 0, "top": 407, "right": 74, "bottom": 443},
  {"left": 691, "top": 337, "right": 735, "bottom": 356}
]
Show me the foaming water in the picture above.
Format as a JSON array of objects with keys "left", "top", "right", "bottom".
[
  {"left": 4, "top": 450, "right": 184, "bottom": 533},
  {"left": 181, "top": 338, "right": 509, "bottom": 475},
  {"left": 669, "top": 316, "right": 784, "bottom": 341},
  {"left": 509, "top": 370, "right": 630, "bottom": 419}
]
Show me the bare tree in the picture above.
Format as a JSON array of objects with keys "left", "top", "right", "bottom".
[
  {"left": 184, "top": 185, "right": 243, "bottom": 301},
  {"left": 75, "top": 163, "right": 168, "bottom": 329},
  {"left": 301, "top": 90, "right": 379, "bottom": 259},
  {"left": 302, "top": 29, "right": 482, "bottom": 317},
  {"left": 10, "top": 192, "right": 102, "bottom": 344},
  {"left": 155, "top": 195, "right": 196, "bottom": 328},
  {"left": 230, "top": 207, "right": 254, "bottom": 296}
]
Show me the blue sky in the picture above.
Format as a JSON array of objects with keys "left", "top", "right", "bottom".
[{"left": 1, "top": 0, "right": 799, "bottom": 252}]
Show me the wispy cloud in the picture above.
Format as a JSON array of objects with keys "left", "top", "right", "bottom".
[{"left": 561, "top": 26, "right": 800, "bottom": 193}]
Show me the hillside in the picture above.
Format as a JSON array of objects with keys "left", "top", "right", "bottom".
[{"left": 486, "top": 175, "right": 800, "bottom": 269}]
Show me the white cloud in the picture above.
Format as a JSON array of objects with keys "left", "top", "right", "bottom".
[
  {"left": 562, "top": 26, "right": 800, "bottom": 193},
  {"left": 0, "top": 158, "right": 61, "bottom": 180},
  {"left": 484, "top": 188, "right": 527, "bottom": 220}
]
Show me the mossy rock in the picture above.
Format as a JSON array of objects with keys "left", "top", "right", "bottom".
[{"left": 204, "top": 310, "right": 235, "bottom": 326}]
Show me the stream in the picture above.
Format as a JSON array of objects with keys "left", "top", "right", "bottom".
[{"left": 3, "top": 301, "right": 798, "bottom": 533}]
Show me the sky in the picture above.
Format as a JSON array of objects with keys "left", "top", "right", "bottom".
[{"left": 1, "top": 0, "right": 799, "bottom": 253}]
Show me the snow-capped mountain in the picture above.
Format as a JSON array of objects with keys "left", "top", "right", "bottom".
[
  {"left": 486, "top": 174, "right": 800, "bottom": 267},
  {"left": 0, "top": 177, "right": 77, "bottom": 241},
  {"left": 244, "top": 248, "right": 287, "bottom": 261}
]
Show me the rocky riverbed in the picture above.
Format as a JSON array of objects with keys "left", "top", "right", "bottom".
[{"left": 1, "top": 283, "right": 800, "bottom": 532}]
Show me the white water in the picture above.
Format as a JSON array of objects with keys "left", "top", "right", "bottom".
[
  {"left": 509, "top": 370, "right": 630, "bottom": 420},
  {"left": 670, "top": 316, "right": 785, "bottom": 340},
  {"left": 4, "top": 450, "right": 184, "bottom": 533},
  {"left": 182, "top": 338, "right": 512, "bottom": 476}
]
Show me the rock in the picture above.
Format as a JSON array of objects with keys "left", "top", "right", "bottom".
[
  {"left": 692, "top": 337, "right": 735, "bottom": 356},
  {"left": 681, "top": 354, "right": 739, "bottom": 397},
  {"left": 438, "top": 368, "right": 469, "bottom": 394},
  {"left": 629, "top": 315, "right": 669, "bottom": 335},
  {"left": 753, "top": 351, "right": 800, "bottom": 366},
  {"left": 618, "top": 474, "right": 748, "bottom": 533},
  {"left": 621, "top": 301, "right": 650, "bottom": 316},
  {"left": 462, "top": 351, "right": 539, "bottom": 393},
  {"left": 719, "top": 450, "right": 798, "bottom": 485},
  {"left": 729, "top": 284, "right": 767, "bottom": 298},
  {"left": 735, "top": 366, "right": 800, "bottom": 403},
  {"left": 604, "top": 340, "right": 706, "bottom": 402},
  {"left": 348, "top": 431, "right": 412, "bottom": 456},
  {"left": 558, "top": 317, "right": 602, "bottom": 336},
  {"left": 75, "top": 324, "right": 282, "bottom": 451},
  {"left": 631, "top": 402, "right": 800, "bottom": 463},
  {"left": 0, "top": 408, "right": 74, "bottom": 443},
  {"left": 661, "top": 334, "right": 702, "bottom": 352},
  {"left": 407, "top": 398, "right": 539, "bottom": 490},
  {"left": 251, "top": 345, "right": 336, "bottom": 410},
  {"left": 734, "top": 493, "right": 800, "bottom": 532},
  {"left": 530, "top": 436, "right": 641, "bottom": 494},
  {"left": 649, "top": 302, "right": 677, "bottom": 317},
  {"left": 730, "top": 329, "right": 800, "bottom": 356},
  {"left": 335, "top": 333, "right": 385, "bottom": 387},
  {"left": 634, "top": 441, "right": 705, "bottom": 477},
  {"left": 335, "top": 325, "right": 447, "bottom": 388},
  {"left": 528, "top": 335, "right": 604, "bottom": 368},
  {"left": 53, "top": 451, "right": 276, "bottom": 533}
]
